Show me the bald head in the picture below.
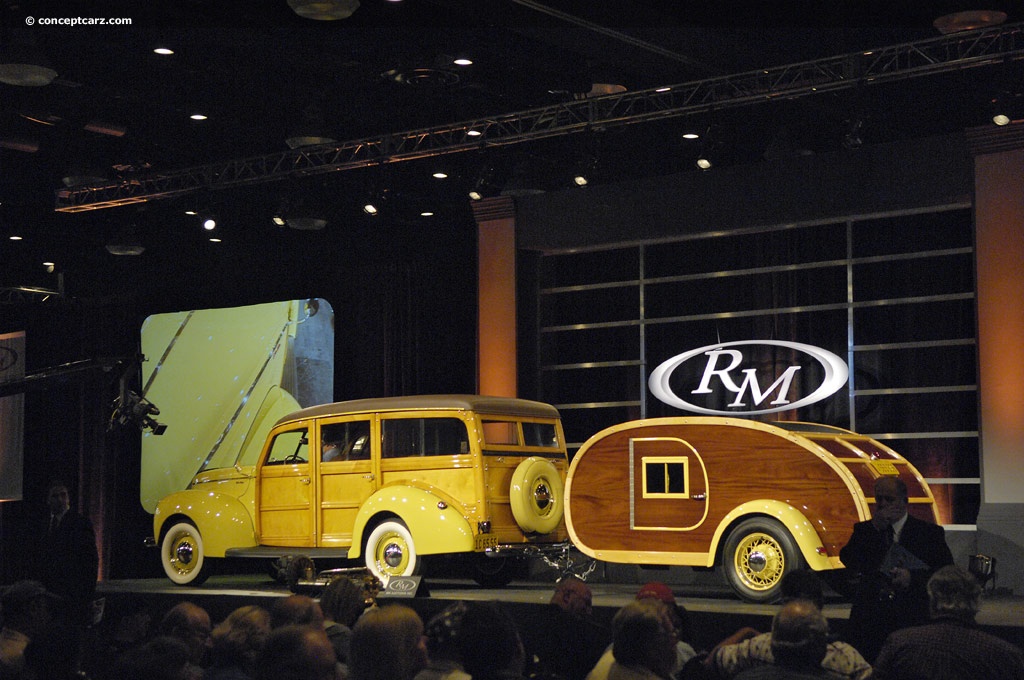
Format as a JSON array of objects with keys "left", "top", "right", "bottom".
[{"left": 770, "top": 599, "right": 829, "bottom": 671}]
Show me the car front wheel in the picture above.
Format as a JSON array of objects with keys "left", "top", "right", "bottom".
[{"left": 160, "top": 520, "right": 212, "bottom": 585}]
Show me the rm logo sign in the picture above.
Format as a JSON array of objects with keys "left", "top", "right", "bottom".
[{"left": 648, "top": 340, "right": 848, "bottom": 415}]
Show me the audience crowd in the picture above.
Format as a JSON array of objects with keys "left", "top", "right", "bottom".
[{"left": 1, "top": 566, "right": 1021, "bottom": 680}]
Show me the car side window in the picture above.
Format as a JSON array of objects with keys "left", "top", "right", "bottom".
[
  {"left": 321, "top": 420, "right": 371, "bottom": 462},
  {"left": 382, "top": 417, "right": 469, "bottom": 458},
  {"left": 265, "top": 428, "right": 309, "bottom": 465}
]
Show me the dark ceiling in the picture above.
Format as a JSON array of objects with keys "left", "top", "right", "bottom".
[{"left": 2, "top": 0, "right": 1023, "bottom": 301}]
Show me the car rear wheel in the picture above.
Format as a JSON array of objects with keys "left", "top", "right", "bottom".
[
  {"left": 365, "top": 520, "right": 420, "bottom": 580},
  {"left": 722, "top": 517, "right": 801, "bottom": 603},
  {"left": 161, "top": 521, "right": 212, "bottom": 585}
]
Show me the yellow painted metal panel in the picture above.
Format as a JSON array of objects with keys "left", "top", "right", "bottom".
[
  {"left": 153, "top": 489, "right": 257, "bottom": 557},
  {"left": 140, "top": 299, "right": 331, "bottom": 512},
  {"left": 348, "top": 485, "right": 476, "bottom": 558}
]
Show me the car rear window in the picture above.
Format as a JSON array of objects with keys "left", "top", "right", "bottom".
[{"left": 523, "top": 422, "right": 559, "bottom": 448}]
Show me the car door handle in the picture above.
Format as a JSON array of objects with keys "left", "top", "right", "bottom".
[
  {"left": 300, "top": 477, "right": 311, "bottom": 485},
  {"left": 691, "top": 493, "right": 706, "bottom": 500},
  {"left": 363, "top": 474, "right": 375, "bottom": 480}
]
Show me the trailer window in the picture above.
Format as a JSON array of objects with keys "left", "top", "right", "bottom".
[{"left": 642, "top": 457, "right": 689, "bottom": 497}]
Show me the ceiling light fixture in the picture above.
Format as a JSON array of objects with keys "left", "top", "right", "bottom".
[
  {"left": 933, "top": 10, "right": 1006, "bottom": 34},
  {"left": 285, "top": 104, "right": 336, "bottom": 149},
  {"left": 993, "top": 113, "right": 1011, "bottom": 126},
  {"left": 153, "top": 47, "right": 174, "bottom": 55},
  {"left": 0, "top": 137, "right": 40, "bottom": 153},
  {"left": 203, "top": 217, "right": 217, "bottom": 230},
  {"left": 468, "top": 163, "right": 497, "bottom": 200},
  {"left": 62, "top": 161, "right": 109, "bottom": 188},
  {"left": 84, "top": 120, "right": 128, "bottom": 137},
  {"left": 106, "top": 231, "right": 145, "bottom": 256},
  {"left": 363, "top": 202, "right": 379, "bottom": 215},
  {"left": 287, "top": 216, "right": 328, "bottom": 230},
  {"left": 287, "top": 0, "right": 360, "bottom": 20},
  {"left": 190, "top": 113, "right": 208, "bottom": 121},
  {"left": 432, "top": 171, "right": 448, "bottom": 179},
  {"left": 0, "top": 38, "right": 58, "bottom": 86}
]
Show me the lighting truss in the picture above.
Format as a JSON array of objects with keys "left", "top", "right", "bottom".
[{"left": 55, "top": 23, "right": 1024, "bottom": 213}]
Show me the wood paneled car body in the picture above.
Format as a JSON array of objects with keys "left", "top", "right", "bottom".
[
  {"left": 564, "top": 417, "right": 940, "bottom": 602},
  {"left": 153, "top": 395, "right": 569, "bottom": 586}
]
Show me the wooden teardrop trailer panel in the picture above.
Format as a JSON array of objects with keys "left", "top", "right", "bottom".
[{"left": 564, "top": 417, "right": 940, "bottom": 602}]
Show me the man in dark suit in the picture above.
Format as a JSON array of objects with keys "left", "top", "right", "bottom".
[
  {"left": 838, "top": 476, "right": 953, "bottom": 663},
  {"left": 39, "top": 480, "right": 99, "bottom": 677}
]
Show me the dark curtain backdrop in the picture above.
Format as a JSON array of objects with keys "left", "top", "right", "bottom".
[{"left": 0, "top": 214, "right": 478, "bottom": 581}]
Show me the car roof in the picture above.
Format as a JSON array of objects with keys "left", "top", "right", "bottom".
[{"left": 275, "top": 394, "right": 561, "bottom": 427}]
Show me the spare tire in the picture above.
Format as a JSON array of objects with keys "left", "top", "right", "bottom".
[{"left": 510, "top": 457, "right": 564, "bottom": 534}]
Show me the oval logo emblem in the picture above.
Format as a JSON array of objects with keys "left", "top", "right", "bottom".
[
  {"left": 648, "top": 340, "right": 848, "bottom": 416},
  {"left": 388, "top": 577, "right": 418, "bottom": 592},
  {"left": 0, "top": 346, "right": 18, "bottom": 372}
]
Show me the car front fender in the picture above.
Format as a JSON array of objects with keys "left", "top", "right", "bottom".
[{"left": 153, "top": 490, "right": 257, "bottom": 558}]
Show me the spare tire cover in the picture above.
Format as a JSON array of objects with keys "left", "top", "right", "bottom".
[{"left": 510, "top": 456, "right": 564, "bottom": 534}]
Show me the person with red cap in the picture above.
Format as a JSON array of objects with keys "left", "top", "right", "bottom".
[
  {"left": 522, "top": 576, "right": 610, "bottom": 680},
  {"left": 636, "top": 582, "right": 697, "bottom": 672},
  {"left": 586, "top": 583, "right": 697, "bottom": 680}
]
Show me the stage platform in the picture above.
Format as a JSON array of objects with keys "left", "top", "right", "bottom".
[{"left": 94, "top": 572, "right": 1024, "bottom": 654}]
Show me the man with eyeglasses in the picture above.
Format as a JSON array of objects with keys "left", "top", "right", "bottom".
[{"left": 838, "top": 476, "right": 953, "bottom": 663}]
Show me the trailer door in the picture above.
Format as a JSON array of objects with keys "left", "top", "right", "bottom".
[{"left": 630, "top": 437, "right": 709, "bottom": 531}]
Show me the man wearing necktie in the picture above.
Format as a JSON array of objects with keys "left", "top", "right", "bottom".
[
  {"left": 39, "top": 480, "right": 99, "bottom": 677},
  {"left": 839, "top": 476, "right": 954, "bottom": 663}
]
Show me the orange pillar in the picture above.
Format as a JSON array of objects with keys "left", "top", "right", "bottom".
[
  {"left": 473, "top": 197, "right": 518, "bottom": 398},
  {"left": 969, "top": 123, "right": 1024, "bottom": 593}
]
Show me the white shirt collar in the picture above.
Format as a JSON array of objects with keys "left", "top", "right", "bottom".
[{"left": 891, "top": 512, "right": 908, "bottom": 542}]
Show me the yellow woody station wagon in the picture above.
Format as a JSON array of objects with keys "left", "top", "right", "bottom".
[{"left": 153, "top": 395, "right": 569, "bottom": 586}]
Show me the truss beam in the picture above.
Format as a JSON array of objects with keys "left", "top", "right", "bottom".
[{"left": 55, "top": 23, "right": 1024, "bottom": 212}]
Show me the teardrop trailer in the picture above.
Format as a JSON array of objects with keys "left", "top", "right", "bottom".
[
  {"left": 563, "top": 417, "right": 941, "bottom": 602},
  {"left": 152, "top": 395, "right": 569, "bottom": 586}
]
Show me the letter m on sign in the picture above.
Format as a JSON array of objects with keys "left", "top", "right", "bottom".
[{"left": 728, "top": 366, "right": 801, "bottom": 407}]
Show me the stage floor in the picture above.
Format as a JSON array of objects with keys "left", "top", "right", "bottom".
[{"left": 96, "top": 573, "right": 1023, "bottom": 636}]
